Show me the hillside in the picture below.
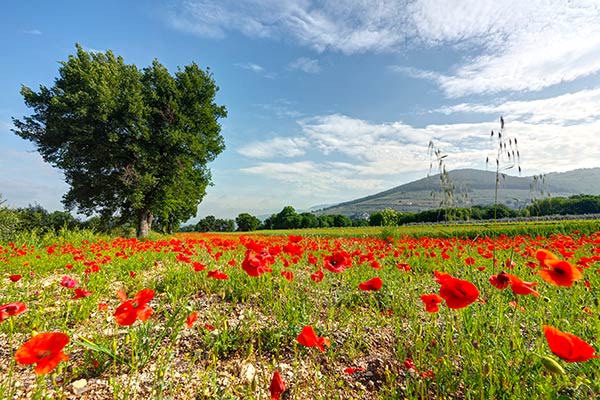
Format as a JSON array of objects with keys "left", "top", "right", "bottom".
[{"left": 316, "top": 168, "right": 600, "bottom": 217}]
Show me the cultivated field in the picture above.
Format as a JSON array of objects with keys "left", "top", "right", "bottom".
[{"left": 2, "top": 221, "right": 600, "bottom": 399}]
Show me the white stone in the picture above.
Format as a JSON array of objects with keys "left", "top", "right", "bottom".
[
  {"left": 72, "top": 378, "right": 90, "bottom": 395},
  {"left": 240, "top": 363, "right": 256, "bottom": 383}
]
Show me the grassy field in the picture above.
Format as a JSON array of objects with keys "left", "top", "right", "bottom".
[{"left": 1, "top": 221, "right": 600, "bottom": 399}]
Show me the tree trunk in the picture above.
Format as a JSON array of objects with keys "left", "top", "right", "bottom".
[
  {"left": 167, "top": 221, "right": 174, "bottom": 235},
  {"left": 136, "top": 210, "right": 153, "bottom": 238}
]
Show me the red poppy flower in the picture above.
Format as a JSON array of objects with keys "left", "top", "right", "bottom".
[
  {"left": 420, "top": 294, "right": 443, "bottom": 313},
  {"left": 186, "top": 311, "right": 198, "bottom": 328},
  {"left": 297, "top": 325, "right": 330, "bottom": 352},
  {"left": 14, "top": 332, "right": 69, "bottom": 374},
  {"left": 204, "top": 323, "right": 215, "bottom": 331},
  {"left": 489, "top": 271, "right": 511, "bottom": 290},
  {"left": 9, "top": 274, "right": 22, "bottom": 282},
  {"left": 281, "top": 270, "right": 294, "bottom": 282},
  {"left": 207, "top": 270, "right": 229, "bottom": 280},
  {"left": 434, "top": 270, "right": 453, "bottom": 284},
  {"left": 192, "top": 262, "right": 206, "bottom": 271},
  {"left": 0, "top": 302, "right": 27, "bottom": 322},
  {"left": 60, "top": 276, "right": 78, "bottom": 289},
  {"left": 324, "top": 251, "right": 352, "bottom": 273},
  {"left": 358, "top": 277, "right": 383, "bottom": 291},
  {"left": 536, "top": 249, "right": 582, "bottom": 287},
  {"left": 403, "top": 358, "right": 416, "bottom": 370},
  {"left": 344, "top": 367, "right": 365, "bottom": 374},
  {"left": 114, "top": 288, "right": 155, "bottom": 326},
  {"left": 72, "top": 288, "right": 93, "bottom": 300},
  {"left": 269, "top": 370, "right": 286, "bottom": 400},
  {"left": 507, "top": 274, "right": 540, "bottom": 297},
  {"left": 543, "top": 325, "right": 600, "bottom": 362},
  {"left": 242, "top": 249, "right": 274, "bottom": 277},
  {"left": 439, "top": 277, "right": 479, "bottom": 309},
  {"left": 310, "top": 269, "right": 324, "bottom": 283}
]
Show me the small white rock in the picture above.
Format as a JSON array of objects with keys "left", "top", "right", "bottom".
[
  {"left": 72, "top": 378, "right": 90, "bottom": 395},
  {"left": 240, "top": 363, "right": 256, "bottom": 383}
]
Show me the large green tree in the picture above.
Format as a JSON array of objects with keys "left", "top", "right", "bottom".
[{"left": 13, "top": 44, "right": 226, "bottom": 237}]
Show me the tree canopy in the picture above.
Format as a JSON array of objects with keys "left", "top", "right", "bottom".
[{"left": 13, "top": 44, "right": 226, "bottom": 237}]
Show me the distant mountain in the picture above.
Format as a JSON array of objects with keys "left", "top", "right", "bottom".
[{"left": 315, "top": 168, "right": 600, "bottom": 217}]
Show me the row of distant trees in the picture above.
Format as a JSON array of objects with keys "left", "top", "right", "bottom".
[
  {"left": 2, "top": 195, "right": 599, "bottom": 238},
  {"left": 179, "top": 206, "right": 369, "bottom": 233}
]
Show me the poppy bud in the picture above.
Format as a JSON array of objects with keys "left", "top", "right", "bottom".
[{"left": 541, "top": 356, "right": 565, "bottom": 375}]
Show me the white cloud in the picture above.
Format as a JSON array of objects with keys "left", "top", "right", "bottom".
[
  {"left": 237, "top": 111, "right": 600, "bottom": 197},
  {"left": 241, "top": 161, "right": 385, "bottom": 198},
  {"left": 436, "top": 88, "right": 600, "bottom": 125},
  {"left": 167, "top": 1, "right": 410, "bottom": 54},
  {"left": 288, "top": 57, "right": 320, "bottom": 73},
  {"left": 234, "top": 62, "right": 265, "bottom": 73},
  {"left": 395, "top": 0, "right": 600, "bottom": 96},
  {"left": 167, "top": 1, "right": 600, "bottom": 96},
  {"left": 237, "top": 136, "right": 308, "bottom": 158},
  {"left": 21, "top": 29, "right": 42, "bottom": 35},
  {"left": 254, "top": 99, "right": 303, "bottom": 119}
]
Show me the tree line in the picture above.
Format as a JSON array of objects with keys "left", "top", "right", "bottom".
[{"left": 3, "top": 195, "right": 599, "bottom": 239}]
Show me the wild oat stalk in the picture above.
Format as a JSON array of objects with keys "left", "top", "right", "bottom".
[
  {"left": 486, "top": 116, "right": 521, "bottom": 223},
  {"left": 427, "top": 140, "right": 468, "bottom": 222}
]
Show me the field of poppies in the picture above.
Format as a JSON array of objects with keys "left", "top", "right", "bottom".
[{"left": 1, "top": 222, "right": 600, "bottom": 399}]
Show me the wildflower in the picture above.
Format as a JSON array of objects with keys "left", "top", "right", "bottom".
[
  {"left": 207, "top": 269, "right": 229, "bottom": 280},
  {"left": 543, "top": 325, "right": 600, "bottom": 362},
  {"left": 420, "top": 294, "right": 443, "bottom": 313},
  {"left": 323, "top": 251, "right": 352, "bottom": 273},
  {"left": 0, "top": 302, "right": 27, "bottom": 322},
  {"left": 204, "top": 323, "right": 215, "bottom": 331},
  {"left": 439, "top": 277, "right": 479, "bottom": 309},
  {"left": 60, "top": 276, "right": 78, "bottom": 289},
  {"left": 9, "top": 275, "right": 22, "bottom": 282},
  {"left": 186, "top": 311, "right": 198, "bottom": 328},
  {"left": 508, "top": 274, "right": 540, "bottom": 297},
  {"left": 403, "top": 358, "right": 416, "bottom": 370},
  {"left": 537, "top": 249, "right": 582, "bottom": 287},
  {"left": 114, "top": 288, "right": 155, "bottom": 326},
  {"left": 241, "top": 249, "right": 273, "bottom": 277},
  {"left": 434, "top": 270, "right": 453, "bottom": 284},
  {"left": 358, "top": 277, "right": 383, "bottom": 291},
  {"left": 297, "top": 325, "right": 330, "bottom": 352},
  {"left": 489, "top": 271, "right": 511, "bottom": 290},
  {"left": 72, "top": 288, "right": 93, "bottom": 300},
  {"left": 192, "top": 262, "right": 206, "bottom": 271},
  {"left": 310, "top": 269, "right": 324, "bottom": 283},
  {"left": 269, "top": 370, "right": 286, "bottom": 400},
  {"left": 14, "top": 332, "right": 69, "bottom": 374},
  {"left": 281, "top": 270, "right": 294, "bottom": 282},
  {"left": 344, "top": 367, "right": 365, "bottom": 374}
]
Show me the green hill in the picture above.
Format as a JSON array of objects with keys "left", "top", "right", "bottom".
[{"left": 316, "top": 168, "right": 600, "bottom": 217}]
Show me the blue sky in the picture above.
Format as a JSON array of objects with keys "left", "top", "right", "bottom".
[{"left": 2, "top": 0, "right": 600, "bottom": 221}]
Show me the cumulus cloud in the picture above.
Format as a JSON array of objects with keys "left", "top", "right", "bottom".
[{"left": 237, "top": 111, "right": 600, "bottom": 198}]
